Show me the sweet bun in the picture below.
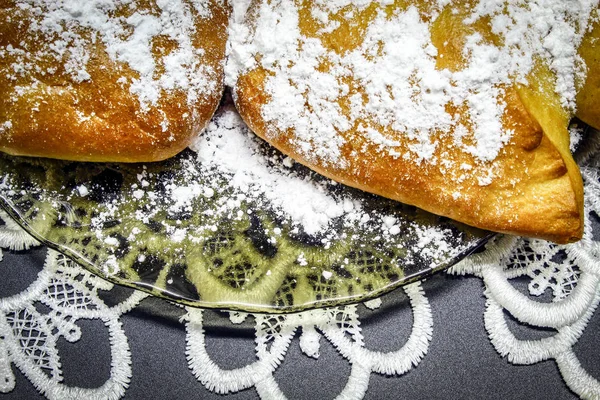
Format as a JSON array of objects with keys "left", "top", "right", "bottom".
[
  {"left": 577, "top": 12, "right": 600, "bottom": 130},
  {"left": 230, "top": 1, "right": 592, "bottom": 243},
  {"left": 0, "top": 0, "right": 229, "bottom": 162}
]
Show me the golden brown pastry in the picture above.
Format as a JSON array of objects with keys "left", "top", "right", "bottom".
[
  {"left": 230, "top": 1, "right": 594, "bottom": 243},
  {"left": 577, "top": 10, "right": 600, "bottom": 130},
  {"left": 0, "top": 0, "right": 229, "bottom": 162}
]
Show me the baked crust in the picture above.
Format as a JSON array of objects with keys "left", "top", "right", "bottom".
[
  {"left": 0, "top": 0, "right": 229, "bottom": 162},
  {"left": 232, "top": 1, "right": 587, "bottom": 243},
  {"left": 577, "top": 13, "right": 600, "bottom": 130}
]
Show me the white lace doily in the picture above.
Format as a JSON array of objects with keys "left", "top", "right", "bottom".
[{"left": 0, "top": 145, "right": 599, "bottom": 399}]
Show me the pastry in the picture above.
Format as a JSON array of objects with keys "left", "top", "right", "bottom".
[
  {"left": 0, "top": 0, "right": 229, "bottom": 162},
  {"left": 577, "top": 10, "right": 600, "bottom": 130},
  {"left": 230, "top": 0, "right": 594, "bottom": 243}
]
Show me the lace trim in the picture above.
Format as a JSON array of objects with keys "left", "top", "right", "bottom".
[
  {"left": 0, "top": 248, "right": 147, "bottom": 399},
  {"left": 185, "top": 282, "right": 431, "bottom": 398}
]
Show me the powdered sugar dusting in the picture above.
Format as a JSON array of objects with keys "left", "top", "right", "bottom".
[
  {"left": 466, "top": 0, "right": 595, "bottom": 110},
  {"left": 228, "top": 1, "right": 596, "bottom": 179},
  {"left": 185, "top": 104, "right": 475, "bottom": 261},
  {"left": 2, "top": 0, "right": 219, "bottom": 111},
  {"left": 192, "top": 107, "right": 356, "bottom": 235}
]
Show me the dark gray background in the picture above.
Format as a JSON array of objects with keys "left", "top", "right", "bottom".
[{"left": 1, "top": 246, "right": 598, "bottom": 399}]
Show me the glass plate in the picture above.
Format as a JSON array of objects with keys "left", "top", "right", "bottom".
[{"left": 0, "top": 105, "right": 491, "bottom": 313}]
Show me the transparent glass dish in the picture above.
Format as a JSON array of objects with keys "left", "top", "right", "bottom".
[{"left": 0, "top": 108, "right": 491, "bottom": 313}]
